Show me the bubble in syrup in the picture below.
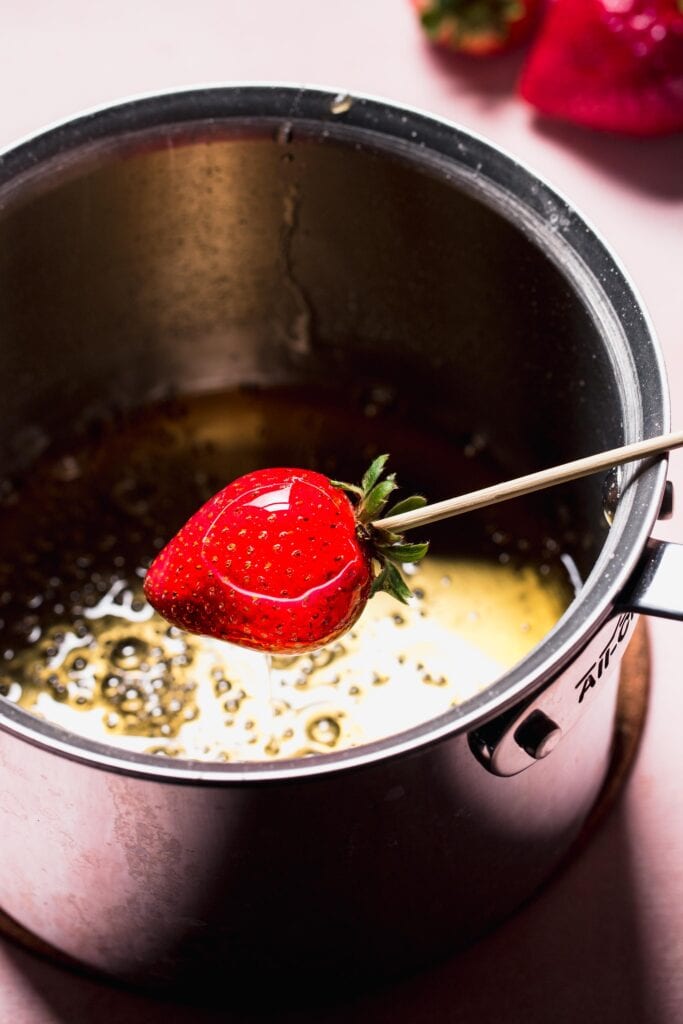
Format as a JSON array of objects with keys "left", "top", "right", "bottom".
[
  {"left": 422, "top": 673, "right": 447, "bottom": 687},
  {"left": 307, "top": 715, "right": 341, "bottom": 747},
  {"left": 111, "top": 637, "right": 148, "bottom": 670}
]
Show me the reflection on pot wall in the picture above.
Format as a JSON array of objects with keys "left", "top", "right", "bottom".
[{"left": 0, "top": 672, "right": 617, "bottom": 986}]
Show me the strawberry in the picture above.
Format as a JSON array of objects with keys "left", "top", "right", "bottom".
[
  {"left": 519, "top": 0, "right": 683, "bottom": 136},
  {"left": 143, "top": 456, "right": 428, "bottom": 654},
  {"left": 412, "top": 0, "right": 541, "bottom": 56}
]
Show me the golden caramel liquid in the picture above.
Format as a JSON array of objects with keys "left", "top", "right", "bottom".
[{"left": 0, "top": 388, "right": 575, "bottom": 760}]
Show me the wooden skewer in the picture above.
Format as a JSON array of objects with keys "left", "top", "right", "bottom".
[{"left": 374, "top": 430, "right": 683, "bottom": 534}]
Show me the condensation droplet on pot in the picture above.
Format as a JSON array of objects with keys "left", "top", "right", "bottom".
[
  {"left": 276, "top": 121, "right": 293, "bottom": 145},
  {"left": 464, "top": 433, "right": 487, "bottom": 458},
  {"left": 0, "top": 479, "right": 18, "bottom": 507},
  {"left": 330, "top": 92, "right": 353, "bottom": 115},
  {"left": 361, "top": 383, "right": 396, "bottom": 418}
]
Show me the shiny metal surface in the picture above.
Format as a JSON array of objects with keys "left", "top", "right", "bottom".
[
  {"left": 621, "top": 540, "right": 683, "bottom": 620},
  {"left": 472, "top": 610, "right": 636, "bottom": 776},
  {"left": 515, "top": 710, "right": 563, "bottom": 760},
  {"left": 0, "top": 668, "right": 620, "bottom": 990},
  {"left": 659, "top": 480, "right": 675, "bottom": 520},
  {"left": 0, "top": 86, "right": 674, "bottom": 990}
]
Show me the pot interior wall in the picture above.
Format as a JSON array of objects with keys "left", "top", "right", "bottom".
[{"left": 0, "top": 125, "right": 626, "bottom": 575}]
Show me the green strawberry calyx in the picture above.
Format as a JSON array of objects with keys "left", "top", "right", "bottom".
[
  {"left": 419, "top": 0, "right": 528, "bottom": 42},
  {"left": 331, "top": 454, "right": 429, "bottom": 605}
]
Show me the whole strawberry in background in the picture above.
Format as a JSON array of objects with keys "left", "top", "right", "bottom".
[
  {"left": 519, "top": 0, "right": 683, "bottom": 136},
  {"left": 144, "top": 457, "right": 428, "bottom": 655},
  {"left": 412, "top": 0, "right": 542, "bottom": 56}
]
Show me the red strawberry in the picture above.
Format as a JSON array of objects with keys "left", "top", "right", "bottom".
[
  {"left": 143, "top": 457, "right": 428, "bottom": 654},
  {"left": 519, "top": 0, "right": 683, "bottom": 136},
  {"left": 412, "top": 0, "right": 541, "bottom": 56}
]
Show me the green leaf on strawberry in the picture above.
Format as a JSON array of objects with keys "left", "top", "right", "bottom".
[
  {"left": 411, "top": 0, "right": 541, "bottom": 56},
  {"left": 331, "top": 456, "right": 429, "bottom": 607}
]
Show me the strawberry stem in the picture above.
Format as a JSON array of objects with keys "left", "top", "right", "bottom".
[{"left": 332, "top": 456, "right": 429, "bottom": 605}]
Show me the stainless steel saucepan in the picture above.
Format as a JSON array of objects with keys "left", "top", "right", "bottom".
[{"left": 0, "top": 86, "right": 680, "bottom": 995}]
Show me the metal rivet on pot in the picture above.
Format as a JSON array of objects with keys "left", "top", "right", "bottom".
[{"left": 513, "top": 710, "right": 562, "bottom": 760}]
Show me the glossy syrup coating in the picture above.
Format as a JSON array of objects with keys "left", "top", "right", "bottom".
[{"left": 144, "top": 468, "right": 373, "bottom": 653}]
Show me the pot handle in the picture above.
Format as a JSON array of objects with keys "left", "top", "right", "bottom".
[
  {"left": 469, "top": 537, "right": 683, "bottom": 777},
  {"left": 617, "top": 539, "right": 683, "bottom": 620}
]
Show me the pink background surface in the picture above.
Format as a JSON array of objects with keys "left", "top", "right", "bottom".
[{"left": 1, "top": 2, "right": 683, "bottom": 1021}]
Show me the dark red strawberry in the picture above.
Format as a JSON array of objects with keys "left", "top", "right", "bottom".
[
  {"left": 143, "top": 456, "right": 428, "bottom": 654},
  {"left": 412, "top": 0, "right": 541, "bottom": 56},
  {"left": 519, "top": 0, "right": 683, "bottom": 136}
]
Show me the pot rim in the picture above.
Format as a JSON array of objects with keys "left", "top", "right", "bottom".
[{"left": 0, "top": 83, "right": 669, "bottom": 784}]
